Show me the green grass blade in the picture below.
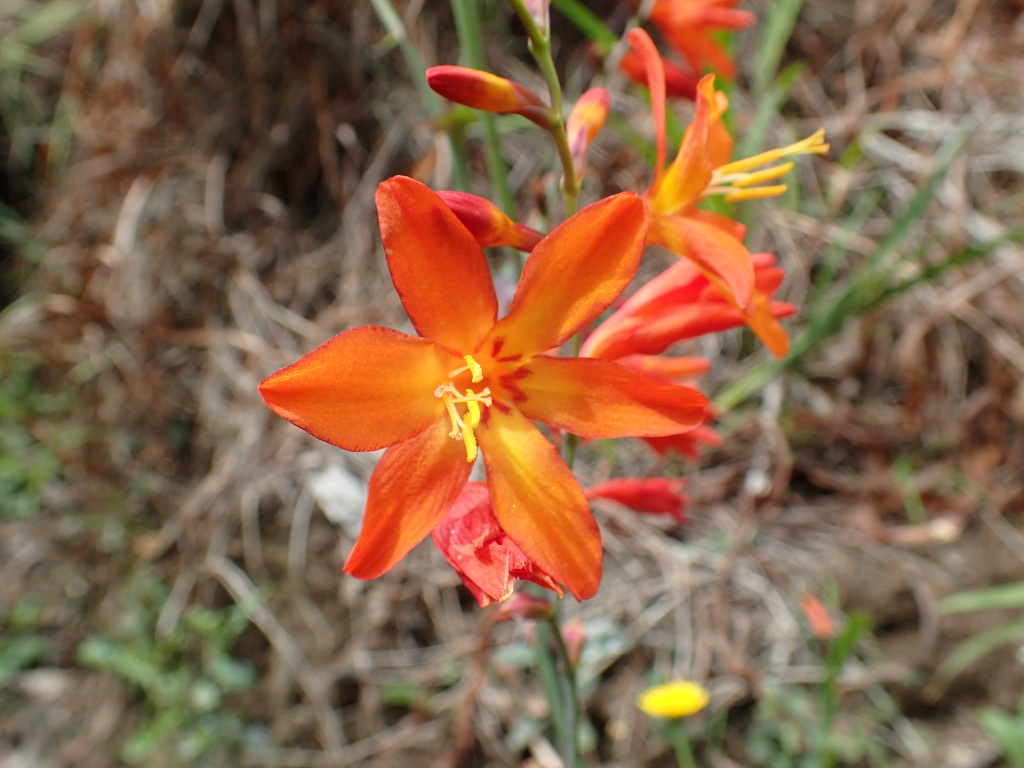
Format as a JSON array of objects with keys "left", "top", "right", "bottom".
[
  {"left": 549, "top": 0, "right": 617, "bottom": 52},
  {"left": 939, "top": 582, "right": 1024, "bottom": 615}
]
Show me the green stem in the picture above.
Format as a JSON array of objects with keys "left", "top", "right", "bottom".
[
  {"left": 546, "top": 614, "right": 581, "bottom": 768},
  {"left": 666, "top": 719, "right": 698, "bottom": 768},
  {"left": 507, "top": 0, "right": 580, "bottom": 215}
]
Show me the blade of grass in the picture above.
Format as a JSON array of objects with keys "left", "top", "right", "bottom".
[
  {"left": 932, "top": 617, "right": 1024, "bottom": 690},
  {"left": 369, "top": 0, "right": 470, "bottom": 190},
  {"left": 549, "top": 0, "right": 618, "bottom": 52},
  {"left": 715, "top": 132, "right": 985, "bottom": 411},
  {"left": 751, "top": 0, "right": 806, "bottom": 96},
  {"left": 451, "top": 0, "right": 515, "bottom": 215},
  {"left": 939, "top": 582, "right": 1024, "bottom": 615}
]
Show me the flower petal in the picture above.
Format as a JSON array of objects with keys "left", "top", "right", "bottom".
[
  {"left": 344, "top": 417, "right": 472, "bottom": 579},
  {"left": 586, "top": 477, "right": 688, "bottom": 522},
  {"left": 478, "top": 407, "right": 602, "bottom": 600},
  {"left": 649, "top": 212, "right": 754, "bottom": 309},
  {"left": 259, "top": 325, "right": 451, "bottom": 451},
  {"left": 376, "top": 176, "right": 498, "bottom": 351},
  {"left": 489, "top": 193, "right": 647, "bottom": 359},
  {"left": 627, "top": 29, "right": 668, "bottom": 181},
  {"left": 432, "top": 482, "right": 563, "bottom": 607},
  {"left": 513, "top": 355, "right": 707, "bottom": 438}
]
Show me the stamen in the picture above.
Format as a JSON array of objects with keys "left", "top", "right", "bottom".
[
  {"left": 465, "top": 355, "right": 484, "bottom": 383},
  {"left": 434, "top": 362, "right": 491, "bottom": 463},
  {"left": 729, "top": 161, "right": 794, "bottom": 188},
  {"left": 725, "top": 185, "right": 788, "bottom": 202},
  {"left": 447, "top": 354, "right": 484, "bottom": 382},
  {"left": 714, "top": 129, "right": 827, "bottom": 177}
]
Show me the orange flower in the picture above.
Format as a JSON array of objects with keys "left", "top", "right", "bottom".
[
  {"left": 620, "top": 48, "right": 700, "bottom": 100},
  {"left": 648, "top": 0, "right": 755, "bottom": 79},
  {"left": 259, "top": 177, "right": 707, "bottom": 599},
  {"left": 628, "top": 28, "right": 827, "bottom": 314},
  {"left": 432, "top": 482, "right": 561, "bottom": 607},
  {"left": 426, "top": 65, "right": 554, "bottom": 128},
  {"left": 582, "top": 252, "right": 796, "bottom": 360}
]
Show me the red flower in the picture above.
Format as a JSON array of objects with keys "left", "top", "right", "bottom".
[
  {"left": 586, "top": 478, "right": 689, "bottom": 522},
  {"left": 437, "top": 191, "right": 542, "bottom": 251},
  {"left": 432, "top": 482, "right": 561, "bottom": 607},
  {"left": 259, "top": 177, "right": 707, "bottom": 599},
  {"left": 426, "top": 65, "right": 554, "bottom": 128},
  {"left": 582, "top": 252, "right": 796, "bottom": 359},
  {"left": 648, "top": 0, "right": 755, "bottom": 79}
]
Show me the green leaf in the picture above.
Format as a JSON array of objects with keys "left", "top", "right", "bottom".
[{"left": 939, "top": 582, "right": 1024, "bottom": 615}]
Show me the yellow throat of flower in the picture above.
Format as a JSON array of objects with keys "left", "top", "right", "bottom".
[
  {"left": 704, "top": 129, "right": 828, "bottom": 203},
  {"left": 435, "top": 355, "right": 492, "bottom": 462}
]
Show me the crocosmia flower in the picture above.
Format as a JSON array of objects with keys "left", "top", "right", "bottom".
[
  {"left": 582, "top": 252, "right": 796, "bottom": 360},
  {"left": 432, "top": 482, "right": 561, "bottom": 607},
  {"left": 648, "top": 0, "right": 755, "bottom": 79},
  {"left": 259, "top": 176, "right": 707, "bottom": 600},
  {"left": 628, "top": 28, "right": 827, "bottom": 314},
  {"left": 586, "top": 477, "right": 689, "bottom": 522}
]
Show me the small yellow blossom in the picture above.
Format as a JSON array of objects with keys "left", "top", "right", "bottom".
[{"left": 637, "top": 680, "right": 710, "bottom": 719}]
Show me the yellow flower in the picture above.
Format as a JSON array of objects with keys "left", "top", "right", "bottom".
[{"left": 637, "top": 680, "right": 710, "bottom": 719}]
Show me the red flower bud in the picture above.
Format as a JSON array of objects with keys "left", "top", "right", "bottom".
[
  {"left": 586, "top": 477, "right": 688, "bottom": 522},
  {"left": 437, "top": 191, "right": 543, "bottom": 252},
  {"left": 426, "top": 66, "right": 554, "bottom": 129}
]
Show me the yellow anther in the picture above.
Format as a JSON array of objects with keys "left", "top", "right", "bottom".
[
  {"left": 447, "top": 354, "right": 484, "bottom": 383},
  {"left": 465, "top": 389, "right": 482, "bottom": 429},
  {"left": 725, "top": 184, "right": 788, "bottom": 202},
  {"left": 464, "top": 355, "right": 484, "bottom": 383},
  {"left": 715, "top": 129, "right": 828, "bottom": 177},
  {"left": 729, "top": 161, "right": 794, "bottom": 188},
  {"left": 462, "top": 422, "right": 478, "bottom": 463}
]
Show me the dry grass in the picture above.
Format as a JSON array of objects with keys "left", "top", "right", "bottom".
[{"left": 2, "top": 0, "right": 1023, "bottom": 766}]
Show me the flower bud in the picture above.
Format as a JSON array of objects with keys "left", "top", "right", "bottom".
[
  {"left": 426, "top": 66, "right": 554, "bottom": 129},
  {"left": 566, "top": 88, "right": 610, "bottom": 181},
  {"left": 437, "top": 191, "right": 543, "bottom": 252}
]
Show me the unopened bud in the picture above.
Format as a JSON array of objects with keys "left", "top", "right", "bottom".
[
  {"left": 437, "top": 191, "right": 543, "bottom": 251},
  {"left": 426, "top": 66, "right": 554, "bottom": 129}
]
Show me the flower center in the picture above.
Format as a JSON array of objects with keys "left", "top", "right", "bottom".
[
  {"left": 434, "top": 355, "right": 492, "bottom": 463},
  {"left": 703, "top": 129, "right": 828, "bottom": 202}
]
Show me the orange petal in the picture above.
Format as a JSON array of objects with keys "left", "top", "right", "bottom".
[
  {"left": 648, "top": 74, "right": 717, "bottom": 213},
  {"left": 627, "top": 28, "right": 668, "bottom": 183},
  {"left": 344, "top": 417, "right": 472, "bottom": 579},
  {"left": 649, "top": 212, "right": 754, "bottom": 308},
  {"left": 514, "top": 356, "right": 707, "bottom": 438},
  {"left": 744, "top": 293, "right": 791, "bottom": 358},
  {"left": 478, "top": 407, "right": 602, "bottom": 600},
  {"left": 376, "top": 176, "right": 498, "bottom": 352},
  {"left": 488, "top": 193, "right": 647, "bottom": 359},
  {"left": 259, "top": 325, "right": 451, "bottom": 452}
]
